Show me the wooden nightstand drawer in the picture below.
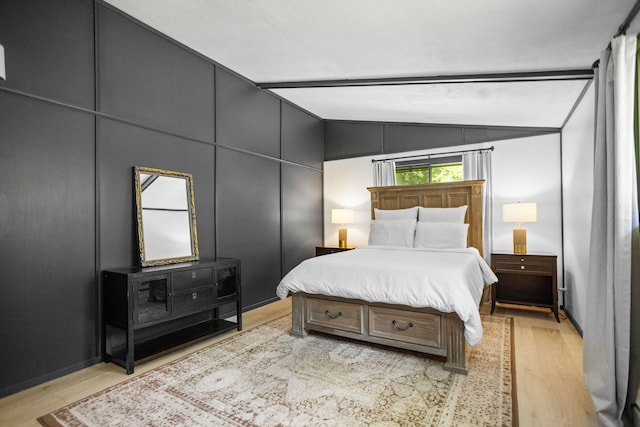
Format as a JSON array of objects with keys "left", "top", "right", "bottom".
[{"left": 494, "top": 261, "right": 554, "bottom": 274}]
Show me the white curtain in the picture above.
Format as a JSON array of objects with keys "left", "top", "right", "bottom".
[
  {"left": 462, "top": 150, "right": 493, "bottom": 261},
  {"left": 584, "top": 34, "right": 640, "bottom": 426},
  {"left": 372, "top": 160, "right": 397, "bottom": 186}
]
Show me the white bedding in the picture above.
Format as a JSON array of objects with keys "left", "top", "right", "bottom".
[{"left": 276, "top": 246, "right": 498, "bottom": 346}]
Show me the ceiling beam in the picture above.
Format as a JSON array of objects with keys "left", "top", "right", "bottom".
[{"left": 257, "top": 69, "right": 594, "bottom": 89}]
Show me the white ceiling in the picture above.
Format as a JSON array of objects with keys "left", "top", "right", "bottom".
[{"left": 104, "top": 0, "right": 639, "bottom": 128}]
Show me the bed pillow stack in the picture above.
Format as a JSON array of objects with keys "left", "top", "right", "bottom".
[
  {"left": 369, "top": 207, "right": 418, "bottom": 247},
  {"left": 368, "top": 219, "right": 417, "bottom": 247},
  {"left": 414, "top": 206, "right": 468, "bottom": 249},
  {"left": 369, "top": 205, "right": 469, "bottom": 249}
]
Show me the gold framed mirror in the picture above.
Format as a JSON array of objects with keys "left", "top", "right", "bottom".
[{"left": 134, "top": 166, "right": 199, "bottom": 267}]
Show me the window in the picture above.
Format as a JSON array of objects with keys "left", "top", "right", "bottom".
[{"left": 395, "top": 155, "right": 463, "bottom": 185}]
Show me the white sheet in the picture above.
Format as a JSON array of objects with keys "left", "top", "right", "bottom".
[{"left": 276, "top": 246, "right": 498, "bottom": 346}]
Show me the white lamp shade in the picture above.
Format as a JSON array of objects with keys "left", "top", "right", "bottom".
[
  {"left": 331, "top": 208, "right": 354, "bottom": 224},
  {"left": 502, "top": 202, "right": 537, "bottom": 223}
]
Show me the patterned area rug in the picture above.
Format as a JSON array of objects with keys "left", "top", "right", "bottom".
[{"left": 39, "top": 314, "right": 515, "bottom": 426}]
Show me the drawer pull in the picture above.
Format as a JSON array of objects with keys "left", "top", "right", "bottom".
[
  {"left": 325, "top": 310, "right": 342, "bottom": 319},
  {"left": 392, "top": 320, "right": 414, "bottom": 331},
  {"left": 521, "top": 266, "right": 525, "bottom": 270},
  {"left": 192, "top": 292, "right": 198, "bottom": 300},
  {"left": 520, "top": 258, "right": 525, "bottom": 262}
]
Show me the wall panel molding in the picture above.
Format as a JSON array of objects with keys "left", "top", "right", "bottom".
[{"left": 0, "top": 86, "right": 321, "bottom": 173}]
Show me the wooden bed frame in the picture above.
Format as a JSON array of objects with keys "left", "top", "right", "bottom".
[{"left": 290, "top": 180, "right": 485, "bottom": 374}]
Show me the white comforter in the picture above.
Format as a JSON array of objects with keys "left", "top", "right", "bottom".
[{"left": 276, "top": 246, "right": 498, "bottom": 346}]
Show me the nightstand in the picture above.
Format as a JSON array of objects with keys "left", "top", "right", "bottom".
[
  {"left": 315, "top": 246, "right": 356, "bottom": 256},
  {"left": 491, "top": 252, "right": 559, "bottom": 322}
]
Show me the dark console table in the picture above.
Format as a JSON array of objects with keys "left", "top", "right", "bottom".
[{"left": 103, "top": 257, "right": 241, "bottom": 373}]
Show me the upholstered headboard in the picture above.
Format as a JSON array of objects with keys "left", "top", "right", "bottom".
[{"left": 367, "top": 180, "right": 485, "bottom": 256}]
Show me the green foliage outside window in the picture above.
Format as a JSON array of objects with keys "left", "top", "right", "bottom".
[
  {"left": 396, "top": 166, "right": 429, "bottom": 185},
  {"left": 395, "top": 163, "right": 462, "bottom": 185},
  {"left": 431, "top": 163, "right": 463, "bottom": 182}
]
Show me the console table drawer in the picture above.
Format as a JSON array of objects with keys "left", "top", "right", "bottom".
[
  {"left": 172, "top": 268, "right": 212, "bottom": 291},
  {"left": 173, "top": 286, "right": 214, "bottom": 315},
  {"left": 306, "top": 298, "right": 363, "bottom": 334},
  {"left": 369, "top": 306, "right": 442, "bottom": 348}
]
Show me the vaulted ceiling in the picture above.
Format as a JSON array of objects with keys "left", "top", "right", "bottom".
[{"left": 104, "top": 0, "right": 640, "bottom": 128}]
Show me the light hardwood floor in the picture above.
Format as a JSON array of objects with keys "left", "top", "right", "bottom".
[
  {"left": 1, "top": 298, "right": 597, "bottom": 427},
  {"left": 487, "top": 303, "right": 599, "bottom": 427}
]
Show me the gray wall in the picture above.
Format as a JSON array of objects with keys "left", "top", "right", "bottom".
[
  {"left": 0, "top": 0, "right": 322, "bottom": 396},
  {"left": 324, "top": 120, "right": 558, "bottom": 160}
]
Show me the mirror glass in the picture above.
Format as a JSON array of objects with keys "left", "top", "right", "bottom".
[{"left": 134, "top": 166, "right": 199, "bottom": 266}]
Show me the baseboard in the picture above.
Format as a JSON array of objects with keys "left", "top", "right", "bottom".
[
  {"left": 242, "top": 296, "right": 280, "bottom": 313},
  {"left": 0, "top": 355, "right": 103, "bottom": 398},
  {"left": 218, "top": 296, "right": 281, "bottom": 319},
  {"left": 562, "top": 306, "right": 583, "bottom": 337}
]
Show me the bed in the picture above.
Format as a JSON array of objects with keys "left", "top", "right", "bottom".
[{"left": 276, "top": 180, "right": 496, "bottom": 374}]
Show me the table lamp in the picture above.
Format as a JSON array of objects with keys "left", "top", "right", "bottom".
[
  {"left": 502, "top": 202, "right": 537, "bottom": 254},
  {"left": 331, "top": 208, "right": 354, "bottom": 248}
]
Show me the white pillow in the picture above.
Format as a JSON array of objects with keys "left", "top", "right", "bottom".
[
  {"left": 368, "top": 219, "right": 417, "bottom": 247},
  {"left": 418, "top": 205, "right": 467, "bottom": 223},
  {"left": 374, "top": 206, "right": 419, "bottom": 220},
  {"left": 414, "top": 222, "right": 469, "bottom": 249}
]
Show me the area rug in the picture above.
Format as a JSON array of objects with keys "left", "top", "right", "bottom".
[{"left": 39, "top": 314, "right": 515, "bottom": 426}]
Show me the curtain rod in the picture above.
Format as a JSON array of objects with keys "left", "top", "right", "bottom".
[
  {"left": 371, "top": 146, "right": 494, "bottom": 163},
  {"left": 594, "top": 0, "right": 640, "bottom": 68},
  {"left": 614, "top": 0, "right": 640, "bottom": 38}
]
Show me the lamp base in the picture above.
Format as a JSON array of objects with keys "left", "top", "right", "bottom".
[
  {"left": 513, "top": 227, "right": 527, "bottom": 254},
  {"left": 338, "top": 228, "right": 348, "bottom": 248}
]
